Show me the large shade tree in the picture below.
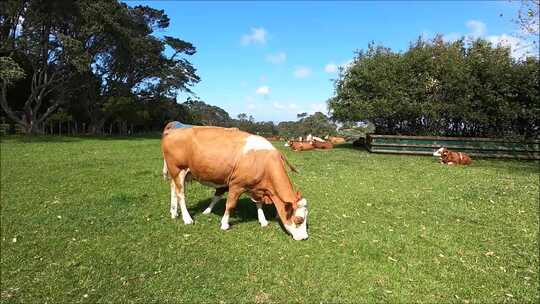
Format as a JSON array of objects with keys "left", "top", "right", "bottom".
[{"left": 0, "top": 0, "right": 199, "bottom": 134}]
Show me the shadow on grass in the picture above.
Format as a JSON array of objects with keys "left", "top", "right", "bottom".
[{"left": 188, "top": 196, "right": 278, "bottom": 226}]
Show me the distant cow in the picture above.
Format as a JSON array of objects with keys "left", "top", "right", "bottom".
[
  {"left": 287, "top": 140, "right": 315, "bottom": 152},
  {"left": 328, "top": 136, "right": 346, "bottom": 144},
  {"left": 312, "top": 140, "right": 333, "bottom": 149},
  {"left": 433, "top": 147, "right": 472, "bottom": 165},
  {"left": 162, "top": 125, "right": 309, "bottom": 240},
  {"left": 264, "top": 135, "right": 280, "bottom": 141}
]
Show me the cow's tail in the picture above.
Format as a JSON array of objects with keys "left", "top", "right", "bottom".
[{"left": 280, "top": 152, "right": 298, "bottom": 173}]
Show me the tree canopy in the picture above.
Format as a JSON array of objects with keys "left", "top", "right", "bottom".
[
  {"left": 329, "top": 36, "right": 540, "bottom": 138},
  {"left": 0, "top": 0, "right": 199, "bottom": 134}
]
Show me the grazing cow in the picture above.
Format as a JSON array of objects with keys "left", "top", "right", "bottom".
[
  {"left": 312, "top": 140, "right": 333, "bottom": 149},
  {"left": 433, "top": 147, "right": 472, "bottom": 165},
  {"left": 162, "top": 126, "right": 309, "bottom": 240},
  {"left": 287, "top": 140, "right": 315, "bottom": 151},
  {"left": 328, "top": 136, "right": 346, "bottom": 144}
]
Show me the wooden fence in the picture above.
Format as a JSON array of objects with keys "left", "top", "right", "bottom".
[{"left": 367, "top": 135, "right": 540, "bottom": 160}]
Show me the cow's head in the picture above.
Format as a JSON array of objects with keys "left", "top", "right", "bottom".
[
  {"left": 441, "top": 149, "right": 451, "bottom": 160},
  {"left": 433, "top": 147, "right": 446, "bottom": 157},
  {"left": 283, "top": 191, "right": 309, "bottom": 240}
]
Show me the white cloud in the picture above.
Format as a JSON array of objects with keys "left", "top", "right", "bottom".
[
  {"left": 441, "top": 20, "right": 535, "bottom": 60},
  {"left": 273, "top": 102, "right": 286, "bottom": 110},
  {"left": 255, "top": 85, "right": 270, "bottom": 95},
  {"left": 266, "top": 52, "right": 287, "bottom": 64},
  {"left": 443, "top": 32, "right": 461, "bottom": 43},
  {"left": 247, "top": 103, "right": 256, "bottom": 110},
  {"left": 487, "top": 33, "right": 533, "bottom": 59},
  {"left": 309, "top": 103, "right": 327, "bottom": 114},
  {"left": 466, "top": 20, "right": 487, "bottom": 39},
  {"left": 241, "top": 27, "right": 267, "bottom": 45},
  {"left": 324, "top": 63, "right": 338, "bottom": 73},
  {"left": 294, "top": 66, "right": 312, "bottom": 78}
]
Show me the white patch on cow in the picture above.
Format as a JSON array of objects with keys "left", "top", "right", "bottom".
[
  {"left": 433, "top": 147, "right": 444, "bottom": 157},
  {"left": 174, "top": 170, "right": 193, "bottom": 225},
  {"left": 203, "top": 195, "right": 222, "bottom": 215},
  {"left": 284, "top": 221, "right": 308, "bottom": 240},
  {"left": 283, "top": 198, "right": 309, "bottom": 240},
  {"left": 220, "top": 211, "right": 230, "bottom": 230},
  {"left": 170, "top": 182, "right": 178, "bottom": 218},
  {"left": 243, "top": 135, "right": 275, "bottom": 154},
  {"left": 294, "top": 198, "right": 308, "bottom": 218},
  {"left": 179, "top": 191, "right": 193, "bottom": 225},
  {"left": 162, "top": 160, "right": 169, "bottom": 180},
  {"left": 256, "top": 203, "right": 269, "bottom": 227}
]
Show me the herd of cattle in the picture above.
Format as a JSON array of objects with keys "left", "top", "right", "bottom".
[
  {"left": 282, "top": 135, "right": 346, "bottom": 151},
  {"left": 161, "top": 122, "right": 472, "bottom": 241}
]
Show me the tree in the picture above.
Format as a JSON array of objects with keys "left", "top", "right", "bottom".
[
  {"left": 0, "top": 0, "right": 199, "bottom": 134},
  {"left": 329, "top": 36, "right": 539, "bottom": 138},
  {"left": 184, "top": 98, "right": 232, "bottom": 126},
  {"left": 1, "top": 0, "right": 90, "bottom": 134}
]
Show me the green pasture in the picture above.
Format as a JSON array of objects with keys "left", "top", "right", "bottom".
[{"left": 1, "top": 136, "right": 538, "bottom": 303}]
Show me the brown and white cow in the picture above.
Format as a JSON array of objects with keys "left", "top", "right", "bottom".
[
  {"left": 312, "top": 140, "right": 333, "bottom": 149},
  {"left": 433, "top": 147, "right": 472, "bottom": 165},
  {"left": 161, "top": 126, "right": 309, "bottom": 240},
  {"left": 286, "top": 140, "right": 315, "bottom": 152}
]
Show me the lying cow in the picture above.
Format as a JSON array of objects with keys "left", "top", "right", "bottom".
[
  {"left": 162, "top": 126, "right": 309, "bottom": 240},
  {"left": 287, "top": 140, "right": 315, "bottom": 152},
  {"left": 327, "top": 136, "right": 346, "bottom": 144},
  {"left": 312, "top": 140, "right": 333, "bottom": 149},
  {"left": 433, "top": 147, "right": 472, "bottom": 165}
]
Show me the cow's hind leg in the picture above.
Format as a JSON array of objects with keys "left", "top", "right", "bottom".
[
  {"left": 203, "top": 187, "right": 227, "bottom": 215},
  {"left": 221, "top": 189, "right": 242, "bottom": 230},
  {"left": 170, "top": 181, "right": 179, "bottom": 219},
  {"left": 256, "top": 203, "right": 269, "bottom": 227},
  {"left": 173, "top": 170, "right": 193, "bottom": 225}
]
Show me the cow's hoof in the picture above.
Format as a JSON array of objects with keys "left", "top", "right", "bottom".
[
  {"left": 183, "top": 218, "right": 194, "bottom": 225},
  {"left": 202, "top": 208, "right": 212, "bottom": 215},
  {"left": 260, "top": 221, "right": 269, "bottom": 227},
  {"left": 171, "top": 213, "right": 178, "bottom": 219},
  {"left": 220, "top": 223, "right": 230, "bottom": 230}
]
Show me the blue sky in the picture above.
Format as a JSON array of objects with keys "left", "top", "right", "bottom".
[{"left": 127, "top": 1, "right": 525, "bottom": 122}]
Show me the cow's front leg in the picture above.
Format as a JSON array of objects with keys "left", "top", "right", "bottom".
[
  {"left": 221, "top": 189, "right": 241, "bottom": 230},
  {"left": 203, "top": 187, "right": 227, "bottom": 215},
  {"left": 256, "top": 203, "right": 269, "bottom": 227},
  {"left": 173, "top": 170, "right": 193, "bottom": 224}
]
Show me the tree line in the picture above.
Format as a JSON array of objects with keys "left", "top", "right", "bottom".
[
  {"left": 0, "top": 0, "right": 338, "bottom": 138},
  {"left": 329, "top": 36, "right": 539, "bottom": 139}
]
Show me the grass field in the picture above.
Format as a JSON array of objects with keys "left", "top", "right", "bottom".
[{"left": 1, "top": 136, "right": 538, "bottom": 303}]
